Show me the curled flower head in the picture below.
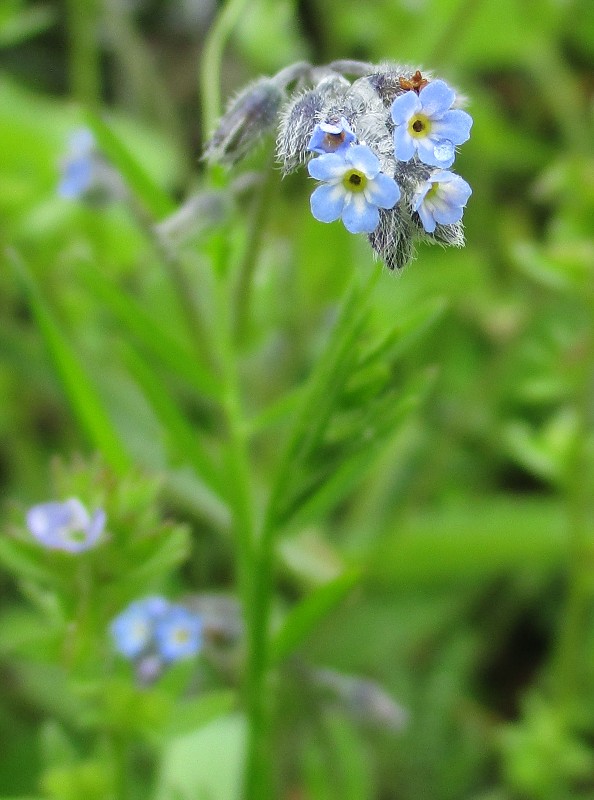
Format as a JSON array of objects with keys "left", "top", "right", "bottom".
[
  {"left": 26, "top": 498, "right": 105, "bottom": 553},
  {"left": 110, "top": 596, "right": 169, "bottom": 659},
  {"left": 155, "top": 606, "right": 203, "bottom": 662},
  {"left": 308, "top": 144, "right": 400, "bottom": 234},
  {"left": 390, "top": 80, "right": 472, "bottom": 168},
  {"left": 412, "top": 170, "right": 472, "bottom": 233},
  {"left": 307, "top": 117, "right": 356, "bottom": 156}
]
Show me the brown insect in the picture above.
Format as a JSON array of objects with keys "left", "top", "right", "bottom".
[{"left": 399, "top": 70, "right": 429, "bottom": 93}]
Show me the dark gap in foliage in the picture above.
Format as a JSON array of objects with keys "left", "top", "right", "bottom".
[
  {"left": 473, "top": 583, "right": 552, "bottom": 719},
  {"left": 495, "top": 462, "right": 553, "bottom": 495}
]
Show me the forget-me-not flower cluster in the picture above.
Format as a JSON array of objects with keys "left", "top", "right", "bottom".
[
  {"left": 110, "top": 596, "right": 203, "bottom": 684},
  {"left": 206, "top": 61, "right": 474, "bottom": 269}
]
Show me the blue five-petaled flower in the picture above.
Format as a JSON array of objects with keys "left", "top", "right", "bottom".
[
  {"left": 412, "top": 170, "right": 472, "bottom": 233},
  {"left": 390, "top": 80, "right": 472, "bottom": 168},
  {"left": 307, "top": 117, "right": 356, "bottom": 156},
  {"left": 26, "top": 497, "right": 105, "bottom": 553},
  {"left": 155, "top": 606, "right": 203, "bottom": 663},
  {"left": 110, "top": 596, "right": 170, "bottom": 659},
  {"left": 308, "top": 144, "right": 400, "bottom": 234}
]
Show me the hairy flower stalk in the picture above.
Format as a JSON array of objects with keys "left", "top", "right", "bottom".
[{"left": 205, "top": 59, "right": 473, "bottom": 270}]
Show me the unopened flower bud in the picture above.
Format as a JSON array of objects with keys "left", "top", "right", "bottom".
[{"left": 204, "top": 78, "right": 284, "bottom": 165}]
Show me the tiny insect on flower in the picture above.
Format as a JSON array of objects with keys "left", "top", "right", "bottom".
[
  {"left": 26, "top": 497, "right": 105, "bottom": 553},
  {"left": 412, "top": 170, "right": 472, "bottom": 233},
  {"left": 307, "top": 117, "right": 356, "bottom": 156},
  {"left": 391, "top": 80, "right": 472, "bottom": 168},
  {"left": 308, "top": 144, "right": 400, "bottom": 234}
]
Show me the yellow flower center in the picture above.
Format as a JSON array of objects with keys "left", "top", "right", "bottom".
[
  {"left": 408, "top": 113, "right": 431, "bottom": 138},
  {"left": 343, "top": 169, "right": 367, "bottom": 193},
  {"left": 425, "top": 182, "right": 439, "bottom": 200},
  {"left": 173, "top": 627, "right": 190, "bottom": 644}
]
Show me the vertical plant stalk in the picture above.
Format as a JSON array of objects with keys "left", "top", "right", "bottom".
[
  {"left": 553, "top": 299, "right": 594, "bottom": 711},
  {"left": 242, "top": 265, "right": 382, "bottom": 799},
  {"left": 200, "top": 0, "right": 250, "bottom": 138},
  {"left": 65, "top": 0, "right": 102, "bottom": 110}
]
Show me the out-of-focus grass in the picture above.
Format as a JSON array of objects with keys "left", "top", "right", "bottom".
[{"left": 0, "top": 0, "right": 593, "bottom": 798}]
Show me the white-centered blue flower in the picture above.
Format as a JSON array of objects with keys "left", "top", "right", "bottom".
[
  {"left": 308, "top": 144, "right": 400, "bottom": 234},
  {"left": 412, "top": 170, "right": 472, "bottom": 233},
  {"left": 390, "top": 80, "right": 472, "bottom": 168},
  {"left": 110, "top": 596, "right": 170, "bottom": 659},
  {"left": 307, "top": 117, "right": 356, "bottom": 156},
  {"left": 26, "top": 497, "right": 105, "bottom": 553},
  {"left": 155, "top": 606, "right": 203, "bottom": 663}
]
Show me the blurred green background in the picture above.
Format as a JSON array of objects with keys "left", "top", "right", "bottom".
[{"left": 1, "top": 0, "right": 594, "bottom": 798}]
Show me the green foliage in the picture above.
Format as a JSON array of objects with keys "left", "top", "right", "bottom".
[{"left": 1, "top": 0, "right": 594, "bottom": 798}]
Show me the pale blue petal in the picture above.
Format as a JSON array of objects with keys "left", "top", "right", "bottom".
[
  {"left": 417, "top": 203, "right": 437, "bottom": 233},
  {"left": 393, "top": 125, "right": 416, "bottom": 161},
  {"left": 416, "top": 136, "right": 454, "bottom": 167},
  {"left": 432, "top": 109, "right": 473, "bottom": 144},
  {"left": 390, "top": 90, "right": 420, "bottom": 125},
  {"left": 418, "top": 80, "right": 455, "bottom": 117},
  {"left": 365, "top": 173, "right": 400, "bottom": 209},
  {"left": 432, "top": 203, "right": 464, "bottom": 225},
  {"left": 441, "top": 175, "right": 472, "bottom": 205},
  {"left": 342, "top": 194, "right": 379, "bottom": 233},
  {"left": 308, "top": 153, "right": 346, "bottom": 181},
  {"left": 412, "top": 180, "right": 432, "bottom": 212},
  {"left": 345, "top": 144, "right": 380, "bottom": 177},
  {"left": 307, "top": 127, "right": 328, "bottom": 153},
  {"left": 310, "top": 183, "right": 346, "bottom": 222}
]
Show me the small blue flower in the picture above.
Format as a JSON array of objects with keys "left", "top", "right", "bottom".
[
  {"left": 58, "top": 129, "right": 97, "bottom": 199},
  {"left": 155, "top": 606, "right": 203, "bottom": 663},
  {"left": 26, "top": 498, "right": 105, "bottom": 553},
  {"left": 390, "top": 80, "right": 472, "bottom": 168},
  {"left": 307, "top": 117, "right": 356, "bottom": 156},
  {"left": 412, "top": 170, "right": 472, "bottom": 233},
  {"left": 308, "top": 144, "right": 400, "bottom": 234},
  {"left": 110, "top": 596, "right": 169, "bottom": 659}
]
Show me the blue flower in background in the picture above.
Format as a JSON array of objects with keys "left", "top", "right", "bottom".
[
  {"left": 307, "top": 117, "right": 356, "bottom": 156},
  {"left": 412, "top": 170, "right": 472, "bottom": 233},
  {"left": 390, "top": 80, "right": 472, "bottom": 168},
  {"left": 308, "top": 144, "right": 400, "bottom": 234},
  {"left": 110, "top": 596, "right": 169, "bottom": 659},
  {"left": 26, "top": 498, "right": 105, "bottom": 553},
  {"left": 155, "top": 605, "right": 203, "bottom": 662},
  {"left": 58, "top": 129, "right": 97, "bottom": 199}
]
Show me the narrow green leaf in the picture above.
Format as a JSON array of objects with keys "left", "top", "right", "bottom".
[
  {"left": 80, "top": 265, "right": 221, "bottom": 399},
  {"left": 122, "top": 343, "right": 226, "bottom": 502},
  {"left": 270, "top": 569, "right": 361, "bottom": 665},
  {"left": 278, "top": 366, "right": 435, "bottom": 531},
  {"left": 9, "top": 251, "right": 131, "bottom": 475},
  {"left": 83, "top": 108, "right": 176, "bottom": 219},
  {"left": 369, "top": 499, "right": 566, "bottom": 588},
  {"left": 267, "top": 273, "right": 379, "bottom": 528}
]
